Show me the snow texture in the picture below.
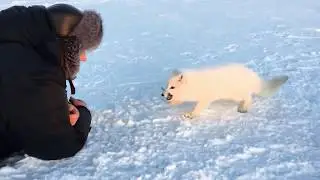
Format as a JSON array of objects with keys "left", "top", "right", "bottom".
[{"left": 1, "top": 0, "right": 320, "bottom": 179}]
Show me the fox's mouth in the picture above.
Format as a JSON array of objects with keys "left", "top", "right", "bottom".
[
  {"left": 161, "top": 87, "right": 173, "bottom": 101},
  {"left": 166, "top": 93, "right": 173, "bottom": 101}
]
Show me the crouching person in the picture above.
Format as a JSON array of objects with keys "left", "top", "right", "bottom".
[{"left": 0, "top": 3, "right": 103, "bottom": 162}]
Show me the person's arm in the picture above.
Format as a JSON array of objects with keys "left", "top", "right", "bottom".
[{"left": 21, "top": 88, "right": 92, "bottom": 160}]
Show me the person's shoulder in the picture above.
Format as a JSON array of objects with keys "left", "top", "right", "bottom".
[
  {"left": 0, "top": 4, "right": 46, "bottom": 14},
  {"left": 0, "top": 4, "right": 52, "bottom": 34}
]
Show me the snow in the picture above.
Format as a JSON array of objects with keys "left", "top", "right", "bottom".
[{"left": 1, "top": 0, "right": 320, "bottom": 179}]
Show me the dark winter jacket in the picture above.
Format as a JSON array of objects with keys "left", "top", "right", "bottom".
[{"left": 0, "top": 5, "right": 92, "bottom": 161}]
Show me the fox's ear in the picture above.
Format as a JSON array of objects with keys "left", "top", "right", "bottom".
[
  {"left": 171, "top": 69, "right": 186, "bottom": 83},
  {"left": 171, "top": 69, "right": 181, "bottom": 76},
  {"left": 178, "top": 73, "right": 187, "bottom": 84}
]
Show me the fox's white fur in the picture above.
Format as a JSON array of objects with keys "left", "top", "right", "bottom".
[{"left": 162, "top": 63, "right": 288, "bottom": 119}]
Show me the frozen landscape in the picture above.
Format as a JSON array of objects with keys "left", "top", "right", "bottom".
[{"left": 1, "top": 0, "right": 320, "bottom": 179}]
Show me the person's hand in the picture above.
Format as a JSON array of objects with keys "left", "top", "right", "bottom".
[
  {"left": 68, "top": 97, "right": 88, "bottom": 126},
  {"left": 68, "top": 103, "right": 79, "bottom": 126}
]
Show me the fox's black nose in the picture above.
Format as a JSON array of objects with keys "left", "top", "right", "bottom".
[
  {"left": 167, "top": 93, "right": 173, "bottom": 100},
  {"left": 161, "top": 93, "right": 164, "bottom": 96}
]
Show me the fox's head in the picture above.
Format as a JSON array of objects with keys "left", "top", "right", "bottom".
[{"left": 161, "top": 69, "right": 187, "bottom": 105}]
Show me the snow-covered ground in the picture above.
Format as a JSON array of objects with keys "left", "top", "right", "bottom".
[{"left": 1, "top": 0, "right": 320, "bottom": 179}]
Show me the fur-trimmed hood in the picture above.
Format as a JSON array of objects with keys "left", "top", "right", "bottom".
[{"left": 69, "top": 10, "right": 103, "bottom": 51}]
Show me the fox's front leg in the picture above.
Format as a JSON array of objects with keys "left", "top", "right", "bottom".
[
  {"left": 237, "top": 95, "right": 253, "bottom": 113},
  {"left": 183, "top": 100, "right": 211, "bottom": 119}
]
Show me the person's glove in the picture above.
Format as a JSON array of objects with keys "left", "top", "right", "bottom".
[
  {"left": 69, "top": 97, "right": 87, "bottom": 107},
  {"left": 68, "top": 97, "right": 88, "bottom": 126}
]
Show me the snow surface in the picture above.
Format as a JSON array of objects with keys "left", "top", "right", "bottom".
[{"left": 1, "top": 0, "right": 320, "bottom": 179}]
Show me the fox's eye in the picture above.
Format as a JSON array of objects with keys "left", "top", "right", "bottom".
[{"left": 170, "top": 86, "right": 175, "bottom": 89}]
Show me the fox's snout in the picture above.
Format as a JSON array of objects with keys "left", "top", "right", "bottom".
[{"left": 161, "top": 91, "right": 173, "bottom": 101}]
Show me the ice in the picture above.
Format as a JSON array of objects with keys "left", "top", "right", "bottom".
[{"left": 1, "top": 0, "right": 320, "bottom": 179}]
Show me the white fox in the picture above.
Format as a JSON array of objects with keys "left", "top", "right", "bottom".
[{"left": 161, "top": 63, "right": 288, "bottom": 119}]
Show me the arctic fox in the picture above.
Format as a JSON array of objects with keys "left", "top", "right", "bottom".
[{"left": 161, "top": 63, "right": 288, "bottom": 119}]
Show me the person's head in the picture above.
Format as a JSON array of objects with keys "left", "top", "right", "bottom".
[{"left": 47, "top": 3, "right": 103, "bottom": 79}]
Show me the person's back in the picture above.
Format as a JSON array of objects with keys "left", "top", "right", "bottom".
[{"left": 0, "top": 4, "right": 103, "bottom": 162}]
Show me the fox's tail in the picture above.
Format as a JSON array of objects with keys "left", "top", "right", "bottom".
[{"left": 257, "top": 75, "right": 289, "bottom": 97}]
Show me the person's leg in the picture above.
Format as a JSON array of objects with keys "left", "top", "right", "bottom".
[
  {"left": 0, "top": 133, "right": 25, "bottom": 167},
  {"left": 0, "top": 139, "right": 11, "bottom": 161},
  {"left": 0, "top": 124, "right": 24, "bottom": 164},
  {"left": 0, "top": 152, "right": 25, "bottom": 168},
  {"left": 0, "top": 121, "right": 11, "bottom": 160}
]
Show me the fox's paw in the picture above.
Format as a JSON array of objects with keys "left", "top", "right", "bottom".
[
  {"left": 237, "top": 101, "right": 248, "bottom": 113},
  {"left": 182, "top": 112, "right": 195, "bottom": 119}
]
